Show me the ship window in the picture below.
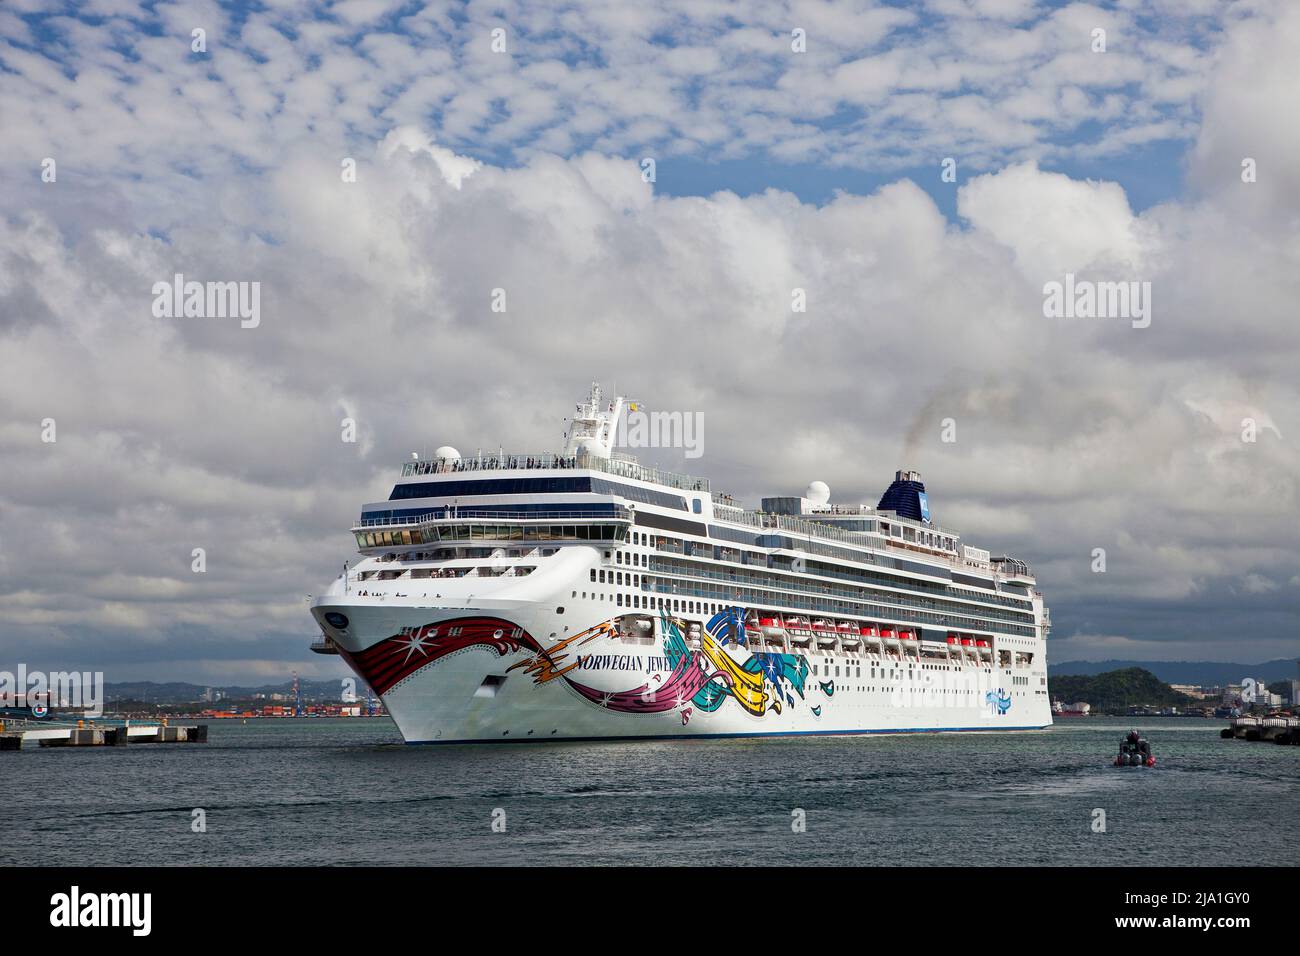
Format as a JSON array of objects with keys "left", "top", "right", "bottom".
[
  {"left": 556, "top": 606, "right": 565, "bottom": 614},
  {"left": 472, "top": 673, "right": 508, "bottom": 698},
  {"left": 692, "top": 499, "right": 702, "bottom": 514},
  {"left": 590, "top": 569, "right": 596, "bottom": 582}
]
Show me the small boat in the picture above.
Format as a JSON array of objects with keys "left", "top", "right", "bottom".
[
  {"left": 839, "top": 623, "right": 862, "bottom": 648},
  {"left": 1114, "top": 730, "right": 1155, "bottom": 767},
  {"left": 812, "top": 620, "right": 838, "bottom": 646},
  {"left": 785, "top": 616, "right": 813, "bottom": 647}
]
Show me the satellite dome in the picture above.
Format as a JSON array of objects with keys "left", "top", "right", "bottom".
[
  {"left": 805, "top": 480, "right": 830, "bottom": 505},
  {"left": 434, "top": 445, "right": 461, "bottom": 460}
]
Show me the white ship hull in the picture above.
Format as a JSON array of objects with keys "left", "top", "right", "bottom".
[{"left": 312, "top": 560, "right": 1051, "bottom": 744}]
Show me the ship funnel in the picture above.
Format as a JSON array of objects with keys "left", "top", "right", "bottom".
[{"left": 877, "top": 470, "right": 930, "bottom": 523}]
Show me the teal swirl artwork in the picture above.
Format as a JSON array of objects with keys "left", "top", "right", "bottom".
[{"left": 658, "top": 608, "right": 813, "bottom": 717}]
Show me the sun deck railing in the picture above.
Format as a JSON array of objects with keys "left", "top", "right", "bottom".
[
  {"left": 353, "top": 506, "right": 634, "bottom": 530},
  {"left": 399, "top": 452, "right": 710, "bottom": 494}
]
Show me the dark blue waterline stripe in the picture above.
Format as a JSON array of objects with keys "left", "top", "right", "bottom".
[{"left": 405, "top": 724, "right": 1051, "bottom": 745}]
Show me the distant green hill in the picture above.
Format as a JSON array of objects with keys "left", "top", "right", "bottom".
[
  {"left": 1048, "top": 667, "right": 1196, "bottom": 714},
  {"left": 1050, "top": 659, "right": 1296, "bottom": 685}
]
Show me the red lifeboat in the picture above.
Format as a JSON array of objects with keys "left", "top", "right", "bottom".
[{"left": 960, "top": 637, "right": 973, "bottom": 646}]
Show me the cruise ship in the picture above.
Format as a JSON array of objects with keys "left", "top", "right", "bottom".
[{"left": 310, "top": 384, "right": 1052, "bottom": 743}]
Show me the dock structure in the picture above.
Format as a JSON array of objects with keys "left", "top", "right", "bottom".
[
  {"left": 1220, "top": 716, "right": 1299, "bottom": 744},
  {"left": 0, "top": 720, "right": 208, "bottom": 750}
]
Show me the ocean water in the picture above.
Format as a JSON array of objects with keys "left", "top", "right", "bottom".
[{"left": 3, "top": 717, "right": 1296, "bottom": 866}]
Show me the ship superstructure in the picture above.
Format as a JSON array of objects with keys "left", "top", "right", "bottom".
[{"left": 310, "top": 384, "right": 1052, "bottom": 743}]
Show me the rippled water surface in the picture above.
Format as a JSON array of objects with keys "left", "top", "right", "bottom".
[{"left": 4, "top": 717, "right": 1296, "bottom": 865}]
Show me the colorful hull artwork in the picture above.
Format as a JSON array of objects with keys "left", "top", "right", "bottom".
[{"left": 339, "top": 607, "right": 817, "bottom": 728}]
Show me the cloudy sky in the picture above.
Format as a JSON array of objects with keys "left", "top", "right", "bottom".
[{"left": 1, "top": 0, "right": 1296, "bottom": 684}]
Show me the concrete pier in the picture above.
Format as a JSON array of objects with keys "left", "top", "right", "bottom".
[
  {"left": 0, "top": 721, "right": 209, "bottom": 750},
  {"left": 1220, "top": 715, "right": 1299, "bottom": 744}
]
